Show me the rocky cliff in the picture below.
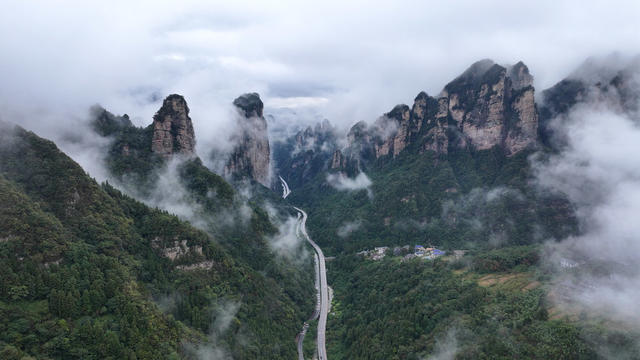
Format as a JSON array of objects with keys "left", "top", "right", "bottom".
[
  {"left": 539, "top": 56, "right": 640, "bottom": 146},
  {"left": 224, "top": 93, "right": 271, "bottom": 187},
  {"left": 330, "top": 59, "right": 539, "bottom": 171},
  {"left": 151, "top": 94, "right": 196, "bottom": 157},
  {"left": 272, "top": 119, "right": 339, "bottom": 188},
  {"left": 443, "top": 59, "right": 537, "bottom": 156},
  {"left": 89, "top": 94, "right": 198, "bottom": 186},
  {"left": 328, "top": 120, "right": 373, "bottom": 173}
]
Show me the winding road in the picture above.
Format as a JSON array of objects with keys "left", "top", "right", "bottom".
[
  {"left": 279, "top": 175, "right": 291, "bottom": 199},
  {"left": 296, "top": 253, "right": 320, "bottom": 359},
  {"left": 295, "top": 207, "right": 329, "bottom": 360},
  {"left": 280, "top": 176, "right": 328, "bottom": 360}
]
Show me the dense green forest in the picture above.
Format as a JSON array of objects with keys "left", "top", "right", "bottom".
[
  {"left": 278, "top": 137, "right": 640, "bottom": 358},
  {"left": 1, "top": 79, "right": 637, "bottom": 359},
  {"left": 0, "top": 124, "right": 313, "bottom": 359},
  {"left": 289, "top": 147, "right": 576, "bottom": 255},
  {"left": 326, "top": 253, "right": 640, "bottom": 359},
  {"left": 279, "top": 103, "right": 638, "bottom": 358}
]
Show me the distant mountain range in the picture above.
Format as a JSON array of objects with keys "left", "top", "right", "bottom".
[{"left": 1, "top": 55, "right": 638, "bottom": 359}]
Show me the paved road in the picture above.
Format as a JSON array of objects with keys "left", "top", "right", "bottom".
[
  {"left": 296, "top": 253, "right": 320, "bottom": 360},
  {"left": 280, "top": 176, "right": 328, "bottom": 360},
  {"left": 296, "top": 322, "right": 310, "bottom": 360},
  {"left": 279, "top": 176, "right": 291, "bottom": 199},
  {"left": 295, "top": 207, "right": 329, "bottom": 360}
]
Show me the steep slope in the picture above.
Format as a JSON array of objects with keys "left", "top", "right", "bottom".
[
  {"left": 538, "top": 56, "right": 640, "bottom": 147},
  {"left": 91, "top": 94, "right": 295, "bottom": 268},
  {"left": 313, "top": 59, "right": 537, "bottom": 181},
  {"left": 278, "top": 56, "right": 640, "bottom": 359},
  {"left": 224, "top": 93, "right": 271, "bottom": 187},
  {"left": 150, "top": 94, "right": 196, "bottom": 157},
  {"left": 272, "top": 119, "right": 338, "bottom": 190},
  {"left": 0, "top": 123, "right": 313, "bottom": 359},
  {"left": 326, "top": 251, "right": 640, "bottom": 360},
  {"left": 279, "top": 60, "right": 574, "bottom": 254}
]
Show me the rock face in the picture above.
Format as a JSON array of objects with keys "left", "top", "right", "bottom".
[
  {"left": 224, "top": 93, "right": 271, "bottom": 187},
  {"left": 275, "top": 59, "right": 544, "bottom": 185},
  {"left": 335, "top": 59, "right": 539, "bottom": 166},
  {"left": 330, "top": 149, "right": 346, "bottom": 169},
  {"left": 333, "top": 90, "right": 448, "bottom": 169},
  {"left": 442, "top": 59, "right": 537, "bottom": 156},
  {"left": 151, "top": 94, "right": 196, "bottom": 157},
  {"left": 539, "top": 56, "right": 640, "bottom": 147},
  {"left": 373, "top": 104, "right": 411, "bottom": 158},
  {"left": 331, "top": 121, "right": 374, "bottom": 173},
  {"left": 272, "top": 119, "right": 338, "bottom": 188},
  {"left": 291, "top": 119, "right": 334, "bottom": 156}
]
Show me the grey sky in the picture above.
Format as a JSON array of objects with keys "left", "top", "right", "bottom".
[{"left": 1, "top": 0, "right": 638, "bottom": 150}]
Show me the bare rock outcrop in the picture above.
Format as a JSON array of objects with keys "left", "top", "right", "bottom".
[
  {"left": 307, "top": 59, "right": 540, "bottom": 177},
  {"left": 151, "top": 238, "right": 203, "bottom": 260},
  {"left": 508, "top": 61, "right": 534, "bottom": 90},
  {"left": 343, "top": 91, "right": 450, "bottom": 162},
  {"left": 151, "top": 94, "right": 196, "bottom": 157},
  {"left": 372, "top": 104, "right": 411, "bottom": 158},
  {"left": 176, "top": 261, "right": 214, "bottom": 271},
  {"left": 504, "top": 87, "right": 538, "bottom": 155},
  {"left": 224, "top": 93, "right": 271, "bottom": 187},
  {"left": 331, "top": 149, "right": 346, "bottom": 169},
  {"left": 443, "top": 59, "right": 538, "bottom": 155},
  {"left": 272, "top": 118, "right": 339, "bottom": 190}
]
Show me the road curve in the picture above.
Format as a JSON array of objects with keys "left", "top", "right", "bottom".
[
  {"left": 294, "top": 207, "right": 329, "bottom": 360},
  {"left": 279, "top": 176, "right": 291, "bottom": 199},
  {"left": 281, "top": 176, "right": 328, "bottom": 359}
]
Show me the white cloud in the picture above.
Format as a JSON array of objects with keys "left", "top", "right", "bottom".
[
  {"left": 153, "top": 53, "right": 187, "bottom": 62},
  {"left": 2, "top": 1, "right": 639, "bottom": 174},
  {"left": 185, "top": 299, "right": 241, "bottom": 360},
  {"left": 337, "top": 220, "right": 362, "bottom": 238},
  {"left": 267, "top": 96, "right": 329, "bottom": 109},
  {"left": 1, "top": 1, "right": 637, "bottom": 234},
  {"left": 264, "top": 203, "right": 309, "bottom": 260},
  {"left": 326, "top": 172, "right": 372, "bottom": 192},
  {"left": 426, "top": 327, "right": 460, "bottom": 360},
  {"left": 268, "top": 215, "right": 305, "bottom": 257},
  {"left": 534, "top": 99, "right": 640, "bottom": 330}
]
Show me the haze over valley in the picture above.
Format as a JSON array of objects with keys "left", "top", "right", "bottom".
[{"left": 1, "top": 1, "right": 639, "bottom": 359}]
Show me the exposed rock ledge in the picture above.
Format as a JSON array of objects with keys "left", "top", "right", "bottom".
[
  {"left": 151, "top": 238, "right": 203, "bottom": 260},
  {"left": 176, "top": 261, "right": 214, "bottom": 271}
]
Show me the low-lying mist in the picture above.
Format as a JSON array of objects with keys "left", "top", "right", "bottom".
[{"left": 534, "top": 95, "right": 640, "bottom": 332}]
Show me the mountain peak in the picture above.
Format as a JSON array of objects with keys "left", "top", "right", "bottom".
[
  {"left": 463, "top": 58, "right": 497, "bottom": 77},
  {"left": 225, "top": 93, "right": 270, "bottom": 186},
  {"left": 445, "top": 59, "right": 507, "bottom": 93},
  {"left": 233, "top": 92, "right": 264, "bottom": 118},
  {"left": 386, "top": 104, "right": 411, "bottom": 120},
  {"left": 414, "top": 91, "right": 430, "bottom": 101},
  {"left": 90, "top": 105, "right": 132, "bottom": 137},
  {"left": 151, "top": 94, "right": 196, "bottom": 157},
  {"left": 508, "top": 61, "right": 533, "bottom": 90},
  {"left": 441, "top": 59, "right": 537, "bottom": 155}
]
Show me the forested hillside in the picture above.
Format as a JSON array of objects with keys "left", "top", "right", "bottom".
[
  {"left": 326, "top": 254, "right": 640, "bottom": 359},
  {"left": 0, "top": 124, "right": 313, "bottom": 359},
  {"left": 275, "top": 58, "right": 640, "bottom": 359},
  {"left": 289, "top": 148, "right": 576, "bottom": 255}
]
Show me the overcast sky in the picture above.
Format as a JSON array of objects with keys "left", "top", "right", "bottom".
[{"left": 1, "top": 0, "right": 638, "bottom": 142}]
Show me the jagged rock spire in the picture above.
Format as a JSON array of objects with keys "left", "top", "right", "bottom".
[
  {"left": 333, "top": 59, "right": 539, "bottom": 167},
  {"left": 151, "top": 94, "right": 196, "bottom": 157},
  {"left": 224, "top": 93, "right": 271, "bottom": 187},
  {"left": 233, "top": 92, "right": 264, "bottom": 118}
]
